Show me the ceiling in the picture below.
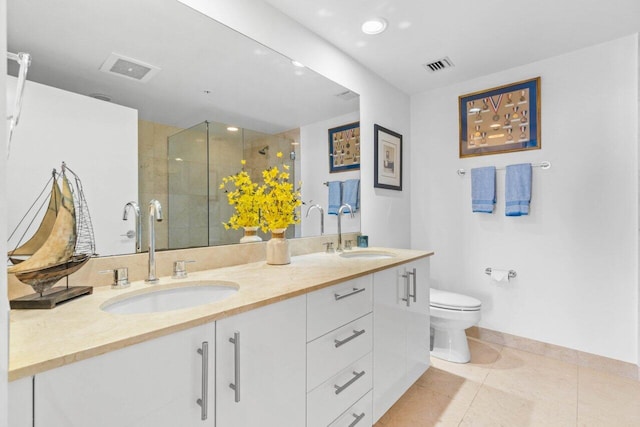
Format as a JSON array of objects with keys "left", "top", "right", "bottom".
[
  {"left": 264, "top": 0, "right": 640, "bottom": 95},
  {"left": 7, "top": 0, "right": 358, "bottom": 133}
]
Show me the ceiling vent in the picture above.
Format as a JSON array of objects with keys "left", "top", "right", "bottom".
[
  {"left": 335, "top": 90, "right": 359, "bottom": 101},
  {"left": 423, "top": 56, "right": 454, "bottom": 73},
  {"left": 99, "top": 53, "right": 160, "bottom": 83}
]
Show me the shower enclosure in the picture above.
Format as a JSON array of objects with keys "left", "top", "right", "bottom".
[{"left": 167, "top": 120, "right": 299, "bottom": 249}]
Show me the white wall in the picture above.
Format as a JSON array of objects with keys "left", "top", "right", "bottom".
[
  {"left": 411, "top": 35, "right": 639, "bottom": 363},
  {"left": 1, "top": 0, "right": 8, "bottom": 422},
  {"left": 6, "top": 78, "right": 138, "bottom": 257},
  {"left": 178, "top": 0, "right": 412, "bottom": 249},
  {"left": 301, "top": 111, "right": 360, "bottom": 237}
]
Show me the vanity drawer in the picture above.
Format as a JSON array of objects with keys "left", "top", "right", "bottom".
[
  {"left": 329, "top": 390, "right": 372, "bottom": 427},
  {"left": 307, "top": 275, "right": 372, "bottom": 341},
  {"left": 307, "top": 313, "right": 373, "bottom": 392},
  {"left": 307, "top": 353, "right": 372, "bottom": 427}
]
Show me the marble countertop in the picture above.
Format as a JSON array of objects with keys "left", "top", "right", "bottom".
[{"left": 9, "top": 247, "right": 433, "bottom": 381}]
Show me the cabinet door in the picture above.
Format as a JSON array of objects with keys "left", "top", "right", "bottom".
[
  {"left": 372, "top": 265, "right": 407, "bottom": 421},
  {"left": 35, "top": 323, "right": 215, "bottom": 427},
  {"left": 373, "top": 258, "right": 431, "bottom": 422},
  {"left": 216, "top": 295, "right": 306, "bottom": 427},
  {"left": 404, "top": 258, "right": 431, "bottom": 387},
  {"left": 9, "top": 376, "right": 33, "bottom": 427}
]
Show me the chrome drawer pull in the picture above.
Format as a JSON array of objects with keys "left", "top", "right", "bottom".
[
  {"left": 334, "top": 329, "right": 366, "bottom": 348},
  {"left": 349, "top": 412, "right": 366, "bottom": 427},
  {"left": 196, "top": 341, "right": 208, "bottom": 420},
  {"left": 408, "top": 268, "right": 417, "bottom": 302},
  {"left": 334, "top": 287, "right": 365, "bottom": 301},
  {"left": 334, "top": 370, "right": 365, "bottom": 395},
  {"left": 401, "top": 273, "right": 410, "bottom": 307},
  {"left": 228, "top": 332, "right": 240, "bottom": 403}
]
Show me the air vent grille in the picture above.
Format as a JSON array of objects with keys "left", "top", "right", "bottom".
[
  {"left": 423, "top": 56, "right": 454, "bottom": 73},
  {"left": 99, "top": 53, "right": 160, "bottom": 83},
  {"left": 335, "top": 90, "right": 359, "bottom": 101}
]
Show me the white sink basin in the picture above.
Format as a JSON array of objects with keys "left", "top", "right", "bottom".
[
  {"left": 101, "top": 281, "right": 239, "bottom": 315},
  {"left": 339, "top": 250, "right": 396, "bottom": 260}
]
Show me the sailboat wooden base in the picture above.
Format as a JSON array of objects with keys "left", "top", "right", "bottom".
[{"left": 10, "top": 285, "right": 93, "bottom": 309}]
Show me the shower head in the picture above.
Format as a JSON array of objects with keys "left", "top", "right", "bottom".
[{"left": 258, "top": 145, "right": 269, "bottom": 155}]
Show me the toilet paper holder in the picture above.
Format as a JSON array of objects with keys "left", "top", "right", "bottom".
[{"left": 485, "top": 267, "right": 517, "bottom": 279}]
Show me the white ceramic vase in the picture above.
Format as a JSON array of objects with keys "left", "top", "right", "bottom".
[
  {"left": 266, "top": 228, "right": 290, "bottom": 265},
  {"left": 240, "top": 226, "right": 262, "bottom": 243}
]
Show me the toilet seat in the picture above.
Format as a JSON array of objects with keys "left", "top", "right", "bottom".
[{"left": 430, "top": 288, "right": 481, "bottom": 311}]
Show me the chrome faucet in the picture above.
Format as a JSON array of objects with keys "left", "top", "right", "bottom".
[
  {"left": 306, "top": 204, "right": 324, "bottom": 235},
  {"left": 146, "top": 199, "right": 163, "bottom": 283},
  {"left": 336, "top": 203, "right": 354, "bottom": 252},
  {"left": 122, "top": 201, "right": 141, "bottom": 253}
]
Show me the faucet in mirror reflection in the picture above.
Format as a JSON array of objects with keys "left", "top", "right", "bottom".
[
  {"left": 122, "top": 201, "right": 141, "bottom": 253},
  {"left": 146, "top": 200, "right": 163, "bottom": 284},
  {"left": 306, "top": 203, "right": 324, "bottom": 235},
  {"left": 336, "top": 204, "right": 355, "bottom": 252}
]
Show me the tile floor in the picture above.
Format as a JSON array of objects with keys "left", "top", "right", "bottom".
[{"left": 375, "top": 337, "right": 640, "bottom": 426}]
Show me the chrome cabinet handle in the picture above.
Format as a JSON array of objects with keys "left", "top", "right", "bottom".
[
  {"left": 335, "top": 287, "right": 365, "bottom": 301},
  {"left": 349, "top": 412, "right": 366, "bottom": 427},
  {"left": 334, "top": 329, "right": 366, "bottom": 348},
  {"left": 229, "top": 332, "right": 240, "bottom": 403},
  {"left": 334, "top": 370, "right": 365, "bottom": 395},
  {"left": 401, "top": 273, "right": 410, "bottom": 307},
  {"left": 196, "top": 341, "right": 208, "bottom": 421},
  {"left": 408, "top": 268, "right": 417, "bottom": 302}
]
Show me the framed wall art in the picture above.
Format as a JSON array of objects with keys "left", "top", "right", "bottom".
[
  {"left": 374, "top": 124, "right": 402, "bottom": 191},
  {"left": 328, "top": 121, "right": 360, "bottom": 173},
  {"left": 459, "top": 77, "right": 541, "bottom": 158}
]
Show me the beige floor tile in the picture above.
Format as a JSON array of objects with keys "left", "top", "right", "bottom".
[
  {"left": 577, "top": 366, "right": 640, "bottom": 425},
  {"left": 484, "top": 347, "right": 578, "bottom": 408},
  {"left": 416, "top": 367, "right": 481, "bottom": 406},
  {"left": 430, "top": 338, "right": 502, "bottom": 384},
  {"left": 378, "top": 384, "right": 468, "bottom": 427},
  {"left": 461, "top": 385, "right": 576, "bottom": 427}
]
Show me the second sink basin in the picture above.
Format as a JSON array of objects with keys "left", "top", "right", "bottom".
[
  {"left": 339, "top": 250, "right": 396, "bottom": 260},
  {"left": 101, "top": 281, "right": 239, "bottom": 315}
]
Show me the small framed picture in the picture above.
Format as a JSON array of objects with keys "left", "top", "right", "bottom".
[
  {"left": 459, "top": 77, "right": 541, "bottom": 158},
  {"left": 328, "top": 122, "right": 360, "bottom": 173},
  {"left": 374, "top": 124, "right": 402, "bottom": 191}
]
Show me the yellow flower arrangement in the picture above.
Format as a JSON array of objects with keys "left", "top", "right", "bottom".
[
  {"left": 259, "top": 152, "right": 302, "bottom": 232},
  {"left": 220, "top": 153, "right": 301, "bottom": 232},
  {"left": 219, "top": 160, "right": 264, "bottom": 230}
]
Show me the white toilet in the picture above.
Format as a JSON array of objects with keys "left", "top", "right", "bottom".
[{"left": 429, "top": 288, "right": 482, "bottom": 363}]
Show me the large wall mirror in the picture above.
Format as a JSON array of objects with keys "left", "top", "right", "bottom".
[{"left": 7, "top": 0, "right": 360, "bottom": 256}]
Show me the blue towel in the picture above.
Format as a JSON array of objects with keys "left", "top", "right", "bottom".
[
  {"left": 327, "top": 181, "right": 341, "bottom": 215},
  {"left": 505, "top": 163, "right": 532, "bottom": 216},
  {"left": 341, "top": 179, "right": 360, "bottom": 213},
  {"left": 471, "top": 166, "right": 496, "bottom": 213}
]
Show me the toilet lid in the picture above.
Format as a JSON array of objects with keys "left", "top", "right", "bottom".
[{"left": 430, "top": 288, "right": 481, "bottom": 311}]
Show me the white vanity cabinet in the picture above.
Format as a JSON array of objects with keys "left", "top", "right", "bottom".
[
  {"left": 373, "top": 258, "right": 430, "bottom": 422},
  {"left": 33, "top": 323, "right": 215, "bottom": 427},
  {"left": 215, "top": 295, "right": 306, "bottom": 427},
  {"left": 306, "top": 276, "right": 374, "bottom": 427}
]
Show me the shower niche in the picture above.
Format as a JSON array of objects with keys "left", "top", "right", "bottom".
[{"left": 167, "top": 120, "right": 300, "bottom": 249}]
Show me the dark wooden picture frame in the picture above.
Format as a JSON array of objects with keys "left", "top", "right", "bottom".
[
  {"left": 328, "top": 121, "right": 360, "bottom": 173},
  {"left": 459, "top": 77, "right": 541, "bottom": 158},
  {"left": 374, "top": 124, "right": 402, "bottom": 191}
]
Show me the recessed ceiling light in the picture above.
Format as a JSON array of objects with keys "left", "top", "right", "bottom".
[
  {"left": 361, "top": 18, "right": 387, "bottom": 35},
  {"left": 227, "top": 126, "right": 239, "bottom": 132},
  {"left": 291, "top": 60, "right": 305, "bottom": 68}
]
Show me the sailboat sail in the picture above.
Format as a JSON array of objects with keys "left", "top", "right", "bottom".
[
  {"left": 8, "top": 163, "right": 95, "bottom": 295},
  {"left": 8, "top": 178, "right": 61, "bottom": 261},
  {"left": 8, "top": 173, "right": 77, "bottom": 275}
]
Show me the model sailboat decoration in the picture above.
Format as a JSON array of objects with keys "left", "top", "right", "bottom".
[{"left": 8, "top": 162, "right": 96, "bottom": 307}]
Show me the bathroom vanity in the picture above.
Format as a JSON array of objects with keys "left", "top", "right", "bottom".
[{"left": 8, "top": 248, "right": 433, "bottom": 426}]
